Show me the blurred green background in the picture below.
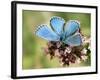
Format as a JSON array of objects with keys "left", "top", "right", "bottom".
[{"left": 22, "top": 10, "right": 91, "bottom": 69}]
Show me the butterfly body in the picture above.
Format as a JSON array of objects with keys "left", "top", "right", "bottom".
[{"left": 35, "top": 16, "right": 82, "bottom": 47}]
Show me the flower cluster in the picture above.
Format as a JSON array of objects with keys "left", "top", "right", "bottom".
[{"left": 44, "top": 37, "right": 90, "bottom": 66}]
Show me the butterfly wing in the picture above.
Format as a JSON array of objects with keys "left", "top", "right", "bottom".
[
  {"left": 64, "top": 20, "right": 80, "bottom": 37},
  {"left": 64, "top": 33, "right": 82, "bottom": 46},
  {"left": 35, "top": 25, "right": 60, "bottom": 41},
  {"left": 50, "top": 16, "right": 65, "bottom": 35}
]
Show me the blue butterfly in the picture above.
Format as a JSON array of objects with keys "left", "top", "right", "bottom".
[{"left": 35, "top": 16, "right": 82, "bottom": 46}]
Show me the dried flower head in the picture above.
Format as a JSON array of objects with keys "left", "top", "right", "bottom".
[{"left": 43, "top": 36, "right": 90, "bottom": 66}]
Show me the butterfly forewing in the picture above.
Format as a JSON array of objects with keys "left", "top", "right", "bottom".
[
  {"left": 50, "top": 16, "right": 65, "bottom": 35},
  {"left": 35, "top": 25, "right": 60, "bottom": 41},
  {"left": 64, "top": 20, "right": 80, "bottom": 38}
]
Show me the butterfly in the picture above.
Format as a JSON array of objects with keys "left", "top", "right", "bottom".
[{"left": 35, "top": 16, "right": 82, "bottom": 46}]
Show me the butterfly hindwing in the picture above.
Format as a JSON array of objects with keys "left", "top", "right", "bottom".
[
  {"left": 35, "top": 25, "right": 60, "bottom": 41},
  {"left": 64, "top": 33, "right": 82, "bottom": 46},
  {"left": 50, "top": 16, "right": 65, "bottom": 35},
  {"left": 64, "top": 20, "right": 80, "bottom": 37}
]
